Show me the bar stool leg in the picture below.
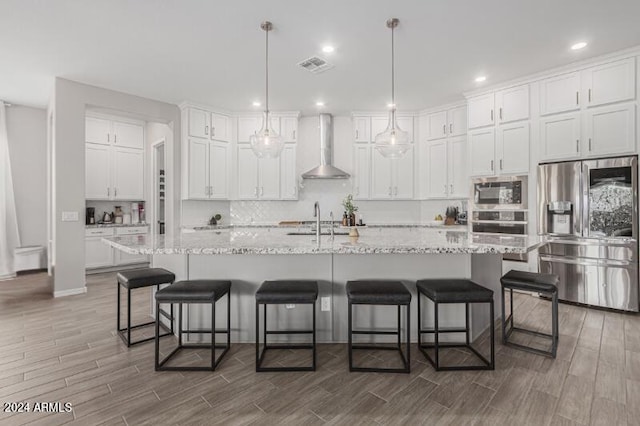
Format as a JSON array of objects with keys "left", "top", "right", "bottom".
[
  {"left": 434, "top": 301, "right": 439, "bottom": 370},
  {"left": 348, "top": 301, "right": 353, "bottom": 371},
  {"left": 227, "top": 292, "right": 231, "bottom": 349},
  {"left": 211, "top": 299, "right": 216, "bottom": 370},
  {"left": 127, "top": 287, "right": 132, "bottom": 347},
  {"left": 490, "top": 300, "right": 495, "bottom": 369},
  {"left": 397, "top": 305, "right": 401, "bottom": 351},
  {"left": 405, "top": 303, "right": 410, "bottom": 371},
  {"left": 154, "top": 300, "right": 160, "bottom": 370},
  {"left": 501, "top": 285, "right": 507, "bottom": 344},
  {"left": 178, "top": 303, "right": 183, "bottom": 347},
  {"left": 465, "top": 302, "right": 470, "bottom": 345},
  {"left": 312, "top": 303, "right": 317, "bottom": 371},
  {"left": 117, "top": 282, "right": 121, "bottom": 337},
  {"left": 255, "top": 301, "right": 260, "bottom": 370},
  {"left": 417, "top": 291, "right": 422, "bottom": 349}
]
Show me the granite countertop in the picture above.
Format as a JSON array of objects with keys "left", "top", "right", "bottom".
[
  {"left": 103, "top": 226, "right": 543, "bottom": 256},
  {"left": 86, "top": 223, "right": 149, "bottom": 229}
]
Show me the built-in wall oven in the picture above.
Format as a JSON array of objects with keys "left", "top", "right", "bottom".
[{"left": 471, "top": 176, "right": 529, "bottom": 261}]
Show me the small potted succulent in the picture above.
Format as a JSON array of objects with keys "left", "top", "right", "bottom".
[{"left": 342, "top": 194, "right": 359, "bottom": 226}]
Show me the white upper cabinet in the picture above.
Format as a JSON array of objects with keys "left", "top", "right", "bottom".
[
  {"left": 448, "top": 106, "right": 467, "bottom": 137},
  {"left": 496, "top": 84, "right": 529, "bottom": 124},
  {"left": 280, "top": 116, "right": 298, "bottom": 143},
  {"left": 397, "top": 117, "right": 414, "bottom": 142},
  {"left": 85, "top": 144, "right": 111, "bottom": 200},
  {"left": 258, "top": 157, "right": 280, "bottom": 200},
  {"left": 540, "top": 113, "right": 581, "bottom": 161},
  {"left": 353, "top": 145, "right": 371, "bottom": 200},
  {"left": 448, "top": 137, "right": 468, "bottom": 198},
  {"left": 112, "top": 121, "right": 144, "bottom": 149},
  {"left": 187, "top": 139, "right": 209, "bottom": 199},
  {"left": 425, "top": 111, "right": 448, "bottom": 140},
  {"left": 467, "top": 93, "right": 495, "bottom": 129},
  {"left": 540, "top": 72, "right": 581, "bottom": 115},
  {"left": 370, "top": 116, "right": 388, "bottom": 141},
  {"left": 280, "top": 145, "right": 297, "bottom": 200},
  {"left": 425, "top": 140, "right": 448, "bottom": 197},
  {"left": 497, "top": 122, "right": 529, "bottom": 175},
  {"left": 370, "top": 146, "right": 414, "bottom": 199},
  {"left": 208, "top": 141, "right": 229, "bottom": 199},
  {"left": 188, "top": 108, "right": 209, "bottom": 138},
  {"left": 112, "top": 147, "right": 144, "bottom": 200},
  {"left": 583, "top": 58, "right": 636, "bottom": 107},
  {"left": 237, "top": 116, "right": 262, "bottom": 143},
  {"left": 371, "top": 149, "right": 394, "bottom": 199},
  {"left": 585, "top": 103, "right": 636, "bottom": 157},
  {"left": 469, "top": 128, "right": 496, "bottom": 176},
  {"left": 353, "top": 116, "right": 371, "bottom": 142},
  {"left": 85, "top": 117, "right": 111, "bottom": 145},
  {"left": 237, "top": 146, "right": 259, "bottom": 199},
  {"left": 210, "top": 113, "right": 230, "bottom": 142},
  {"left": 394, "top": 147, "right": 414, "bottom": 199}
]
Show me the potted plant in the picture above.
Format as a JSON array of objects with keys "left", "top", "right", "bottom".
[{"left": 342, "top": 194, "right": 359, "bottom": 226}]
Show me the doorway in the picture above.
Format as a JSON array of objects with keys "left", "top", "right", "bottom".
[{"left": 152, "top": 140, "right": 165, "bottom": 236}]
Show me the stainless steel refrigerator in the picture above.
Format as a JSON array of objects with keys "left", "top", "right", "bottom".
[{"left": 537, "top": 156, "right": 639, "bottom": 312}]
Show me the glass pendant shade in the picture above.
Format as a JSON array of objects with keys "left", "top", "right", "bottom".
[
  {"left": 374, "top": 109, "right": 410, "bottom": 159},
  {"left": 250, "top": 111, "right": 284, "bottom": 158}
]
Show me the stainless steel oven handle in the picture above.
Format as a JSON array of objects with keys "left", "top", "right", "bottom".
[{"left": 540, "top": 255, "right": 634, "bottom": 268}]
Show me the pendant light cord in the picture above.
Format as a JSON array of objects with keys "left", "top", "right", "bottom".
[
  {"left": 265, "top": 26, "right": 269, "bottom": 115},
  {"left": 391, "top": 23, "right": 395, "bottom": 108}
]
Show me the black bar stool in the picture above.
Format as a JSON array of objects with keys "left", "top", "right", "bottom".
[
  {"left": 255, "top": 280, "right": 318, "bottom": 372},
  {"left": 501, "top": 270, "right": 559, "bottom": 358},
  {"left": 154, "top": 280, "right": 231, "bottom": 371},
  {"left": 417, "top": 279, "right": 495, "bottom": 371},
  {"left": 346, "top": 280, "right": 411, "bottom": 373},
  {"left": 117, "top": 268, "right": 175, "bottom": 347}
]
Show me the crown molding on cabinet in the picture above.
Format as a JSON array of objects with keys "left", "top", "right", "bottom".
[{"left": 463, "top": 44, "right": 640, "bottom": 99}]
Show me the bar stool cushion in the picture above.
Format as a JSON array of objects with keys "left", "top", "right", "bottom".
[
  {"left": 417, "top": 279, "right": 493, "bottom": 303},
  {"left": 501, "top": 270, "right": 559, "bottom": 293},
  {"left": 255, "top": 280, "right": 318, "bottom": 304},
  {"left": 346, "top": 280, "right": 411, "bottom": 305},
  {"left": 155, "top": 280, "right": 231, "bottom": 303},
  {"left": 117, "top": 268, "right": 175, "bottom": 289}
]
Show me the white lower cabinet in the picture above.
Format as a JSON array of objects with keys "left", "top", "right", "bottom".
[
  {"left": 85, "top": 227, "right": 149, "bottom": 271},
  {"left": 85, "top": 237, "right": 114, "bottom": 269}
]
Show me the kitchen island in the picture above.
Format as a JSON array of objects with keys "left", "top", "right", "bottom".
[{"left": 104, "top": 226, "right": 543, "bottom": 344}]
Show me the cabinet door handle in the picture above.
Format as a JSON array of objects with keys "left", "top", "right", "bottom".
[
  {"left": 490, "top": 160, "right": 494, "bottom": 171},
  {"left": 588, "top": 138, "right": 592, "bottom": 151},
  {"left": 394, "top": 186, "right": 398, "bottom": 196},
  {"left": 576, "top": 91, "right": 579, "bottom": 105},
  {"left": 292, "top": 130, "right": 296, "bottom": 140},
  {"left": 114, "top": 188, "right": 117, "bottom": 197},
  {"left": 205, "top": 125, "right": 209, "bottom": 135},
  {"left": 388, "top": 187, "right": 392, "bottom": 196},
  {"left": 107, "top": 187, "right": 110, "bottom": 197},
  {"left": 260, "top": 187, "right": 264, "bottom": 196},
  {"left": 444, "top": 184, "right": 447, "bottom": 194},
  {"left": 443, "top": 124, "right": 446, "bottom": 135},
  {"left": 576, "top": 139, "right": 579, "bottom": 152},
  {"left": 355, "top": 186, "right": 359, "bottom": 196},
  {"left": 450, "top": 184, "right": 453, "bottom": 193},
  {"left": 114, "top": 134, "right": 117, "bottom": 144},
  {"left": 107, "top": 133, "right": 110, "bottom": 143},
  {"left": 254, "top": 187, "right": 258, "bottom": 197},
  {"left": 490, "top": 109, "right": 494, "bottom": 122},
  {"left": 355, "top": 130, "right": 359, "bottom": 139},
  {"left": 499, "top": 108, "right": 503, "bottom": 120},
  {"left": 588, "top": 89, "right": 591, "bottom": 103},
  {"left": 449, "top": 123, "right": 453, "bottom": 134},
  {"left": 212, "top": 127, "right": 215, "bottom": 137},
  {"left": 500, "top": 159, "right": 503, "bottom": 170}
]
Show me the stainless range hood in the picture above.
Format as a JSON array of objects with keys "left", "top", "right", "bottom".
[{"left": 302, "top": 113, "right": 350, "bottom": 179}]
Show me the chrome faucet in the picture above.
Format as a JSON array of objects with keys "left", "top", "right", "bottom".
[{"left": 313, "top": 201, "right": 321, "bottom": 241}]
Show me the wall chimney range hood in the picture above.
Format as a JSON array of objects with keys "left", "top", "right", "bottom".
[{"left": 302, "top": 113, "right": 350, "bottom": 179}]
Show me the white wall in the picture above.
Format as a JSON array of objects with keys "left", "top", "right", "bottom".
[
  {"left": 6, "top": 105, "right": 47, "bottom": 248},
  {"left": 50, "top": 78, "right": 181, "bottom": 296}
]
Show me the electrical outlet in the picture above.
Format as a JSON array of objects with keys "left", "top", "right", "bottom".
[
  {"left": 321, "top": 297, "right": 331, "bottom": 312},
  {"left": 61, "top": 211, "right": 79, "bottom": 222},
  {"left": 285, "top": 304, "right": 295, "bottom": 309}
]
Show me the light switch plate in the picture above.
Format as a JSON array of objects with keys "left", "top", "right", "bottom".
[
  {"left": 61, "top": 211, "right": 79, "bottom": 222},
  {"left": 321, "top": 297, "right": 331, "bottom": 312}
]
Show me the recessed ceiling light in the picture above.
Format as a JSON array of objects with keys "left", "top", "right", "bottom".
[
  {"left": 316, "top": 101, "right": 325, "bottom": 107},
  {"left": 322, "top": 45, "right": 335, "bottom": 53},
  {"left": 475, "top": 76, "right": 487, "bottom": 83},
  {"left": 571, "top": 41, "right": 587, "bottom": 50},
  {"left": 252, "top": 101, "right": 261, "bottom": 107}
]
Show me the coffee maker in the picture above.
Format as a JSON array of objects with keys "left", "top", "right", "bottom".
[{"left": 86, "top": 207, "right": 96, "bottom": 225}]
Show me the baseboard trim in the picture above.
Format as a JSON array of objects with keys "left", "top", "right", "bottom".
[{"left": 54, "top": 287, "right": 87, "bottom": 298}]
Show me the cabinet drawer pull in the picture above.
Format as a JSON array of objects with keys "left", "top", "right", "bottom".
[
  {"left": 576, "top": 91, "right": 579, "bottom": 105},
  {"left": 588, "top": 89, "right": 591, "bottom": 103},
  {"left": 449, "top": 123, "right": 453, "bottom": 134},
  {"left": 490, "top": 160, "right": 494, "bottom": 171},
  {"left": 576, "top": 139, "right": 579, "bottom": 152},
  {"left": 443, "top": 124, "right": 446, "bottom": 135},
  {"left": 205, "top": 125, "right": 209, "bottom": 135},
  {"left": 499, "top": 108, "right": 503, "bottom": 120},
  {"left": 490, "top": 109, "right": 494, "bottom": 122},
  {"left": 588, "top": 138, "right": 592, "bottom": 151},
  {"left": 500, "top": 159, "right": 503, "bottom": 170}
]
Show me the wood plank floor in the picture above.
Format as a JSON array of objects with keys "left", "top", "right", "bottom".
[{"left": 0, "top": 272, "right": 639, "bottom": 425}]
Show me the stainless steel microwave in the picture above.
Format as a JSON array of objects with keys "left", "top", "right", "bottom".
[{"left": 471, "top": 175, "right": 528, "bottom": 210}]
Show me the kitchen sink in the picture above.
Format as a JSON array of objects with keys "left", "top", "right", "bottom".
[{"left": 286, "top": 231, "right": 349, "bottom": 236}]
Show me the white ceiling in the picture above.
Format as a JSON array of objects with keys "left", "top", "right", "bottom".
[{"left": 1, "top": 0, "right": 640, "bottom": 114}]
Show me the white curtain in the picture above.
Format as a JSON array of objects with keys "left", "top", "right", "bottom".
[{"left": 0, "top": 101, "right": 21, "bottom": 280}]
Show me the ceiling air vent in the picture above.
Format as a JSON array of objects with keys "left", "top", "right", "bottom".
[{"left": 298, "top": 56, "right": 334, "bottom": 74}]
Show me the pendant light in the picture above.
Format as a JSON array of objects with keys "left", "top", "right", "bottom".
[
  {"left": 250, "top": 21, "right": 284, "bottom": 158},
  {"left": 374, "top": 18, "right": 410, "bottom": 159}
]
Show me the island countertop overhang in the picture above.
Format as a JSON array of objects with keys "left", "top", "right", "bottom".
[{"left": 102, "top": 226, "right": 544, "bottom": 256}]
